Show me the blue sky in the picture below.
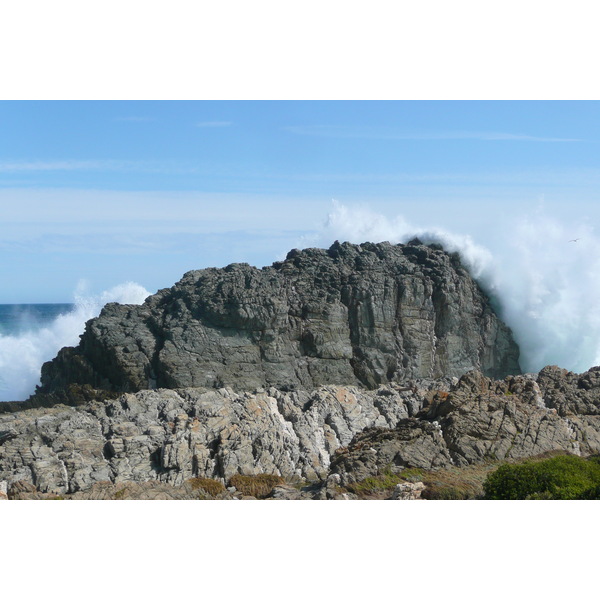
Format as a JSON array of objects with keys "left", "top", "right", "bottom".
[{"left": 1, "top": 100, "right": 600, "bottom": 303}]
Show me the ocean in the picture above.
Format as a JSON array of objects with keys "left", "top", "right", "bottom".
[
  {"left": 0, "top": 304, "right": 74, "bottom": 336},
  {"left": 0, "top": 283, "right": 150, "bottom": 404}
]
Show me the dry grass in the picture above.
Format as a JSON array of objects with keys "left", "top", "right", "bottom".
[
  {"left": 345, "top": 465, "right": 493, "bottom": 500},
  {"left": 420, "top": 464, "right": 498, "bottom": 499},
  {"left": 347, "top": 473, "right": 407, "bottom": 497},
  {"left": 345, "top": 467, "right": 424, "bottom": 498},
  {"left": 229, "top": 474, "right": 285, "bottom": 498},
  {"left": 187, "top": 477, "right": 226, "bottom": 497}
]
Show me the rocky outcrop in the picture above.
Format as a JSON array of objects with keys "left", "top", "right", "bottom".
[
  {"left": 13, "top": 241, "right": 600, "bottom": 499},
  {"left": 329, "top": 368, "right": 600, "bottom": 486},
  {"left": 37, "top": 241, "right": 520, "bottom": 399},
  {"left": 330, "top": 420, "right": 454, "bottom": 486},
  {"left": 3, "top": 367, "right": 600, "bottom": 498},
  {"left": 0, "top": 383, "right": 429, "bottom": 495},
  {"left": 536, "top": 365, "right": 600, "bottom": 416}
]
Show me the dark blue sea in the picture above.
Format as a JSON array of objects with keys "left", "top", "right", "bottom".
[
  {"left": 0, "top": 303, "right": 78, "bottom": 402},
  {"left": 0, "top": 304, "right": 74, "bottom": 336},
  {"left": 0, "top": 284, "right": 148, "bottom": 403},
  {"left": 0, "top": 283, "right": 150, "bottom": 403}
]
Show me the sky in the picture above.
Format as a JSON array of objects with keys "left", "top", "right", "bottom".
[{"left": 1, "top": 100, "right": 600, "bottom": 303}]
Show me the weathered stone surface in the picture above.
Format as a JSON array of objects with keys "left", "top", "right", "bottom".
[
  {"left": 329, "top": 419, "right": 454, "bottom": 486},
  {"left": 426, "top": 370, "right": 600, "bottom": 465},
  {"left": 5, "top": 368, "right": 600, "bottom": 498},
  {"left": 266, "top": 484, "right": 313, "bottom": 500},
  {"left": 0, "top": 384, "right": 424, "bottom": 495},
  {"left": 37, "top": 241, "right": 520, "bottom": 401},
  {"left": 390, "top": 481, "right": 426, "bottom": 500},
  {"left": 326, "top": 369, "right": 600, "bottom": 486},
  {"left": 536, "top": 365, "right": 600, "bottom": 416}
]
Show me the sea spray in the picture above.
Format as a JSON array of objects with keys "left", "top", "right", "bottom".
[
  {"left": 2, "top": 201, "right": 598, "bottom": 402},
  {"left": 0, "top": 281, "right": 149, "bottom": 403},
  {"left": 309, "top": 200, "right": 600, "bottom": 374}
]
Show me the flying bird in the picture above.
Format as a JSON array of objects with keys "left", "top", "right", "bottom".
[{"left": 569, "top": 238, "right": 580, "bottom": 242}]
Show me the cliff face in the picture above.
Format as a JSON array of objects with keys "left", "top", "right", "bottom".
[{"left": 38, "top": 240, "right": 520, "bottom": 397}]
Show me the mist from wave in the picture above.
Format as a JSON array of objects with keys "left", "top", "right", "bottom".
[
  {"left": 0, "top": 282, "right": 150, "bottom": 403},
  {"left": 2, "top": 200, "right": 597, "bottom": 402},
  {"left": 304, "top": 200, "right": 600, "bottom": 375}
]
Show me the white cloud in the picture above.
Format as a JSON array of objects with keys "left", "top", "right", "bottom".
[
  {"left": 0, "top": 158, "right": 233, "bottom": 175},
  {"left": 0, "top": 160, "right": 127, "bottom": 172}
]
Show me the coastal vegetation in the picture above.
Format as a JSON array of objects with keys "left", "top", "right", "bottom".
[
  {"left": 228, "top": 474, "right": 285, "bottom": 498},
  {"left": 483, "top": 454, "right": 600, "bottom": 500}
]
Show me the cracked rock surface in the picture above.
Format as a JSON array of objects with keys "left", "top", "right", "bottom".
[
  {"left": 2, "top": 368, "right": 600, "bottom": 497},
  {"left": 0, "top": 383, "right": 427, "bottom": 494},
  {"left": 329, "top": 369, "right": 600, "bottom": 485},
  {"left": 37, "top": 241, "right": 520, "bottom": 400}
]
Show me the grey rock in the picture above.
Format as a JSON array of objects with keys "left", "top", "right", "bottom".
[
  {"left": 0, "top": 430, "right": 16, "bottom": 444},
  {"left": 427, "top": 370, "right": 600, "bottom": 466},
  {"left": 390, "top": 481, "right": 426, "bottom": 500},
  {"left": 266, "top": 484, "right": 314, "bottom": 500},
  {"left": 4, "top": 369, "right": 600, "bottom": 498},
  {"left": 537, "top": 365, "right": 600, "bottom": 416},
  {"left": 38, "top": 241, "right": 520, "bottom": 401},
  {"left": 325, "top": 369, "right": 600, "bottom": 487},
  {"left": 329, "top": 419, "right": 455, "bottom": 486},
  {"left": 0, "top": 384, "right": 424, "bottom": 494},
  {"left": 7, "top": 367, "right": 600, "bottom": 499}
]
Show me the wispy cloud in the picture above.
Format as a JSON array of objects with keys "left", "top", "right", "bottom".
[
  {"left": 0, "top": 188, "right": 327, "bottom": 230},
  {"left": 0, "top": 160, "right": 129, "bottom": 172},
  {"left": 283, "top": 125, "right": 582, "bottom": 142},
  {"left": 0, "top": 159, "right": 204, "bottom": 174},
  {"left": 195, "top": 121, "right": 233, "bottom": 128}
]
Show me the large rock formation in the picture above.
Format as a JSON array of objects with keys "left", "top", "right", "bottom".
[{"left": 38, "top": 240, "right": 520, "bottom": 398}]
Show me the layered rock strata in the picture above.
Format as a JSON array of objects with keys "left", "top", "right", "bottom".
[
  {"left": 330, "top": 368, "right": 600, "bottom": 485},
  {"left": 38, "top": 241, "right": 520, "bottom": 399},
  {"left": 0, "top": 382, "right": 432, "bottom": 494},
  {"left": 2, "top": 367, "right": 600, "bottom": 498}
]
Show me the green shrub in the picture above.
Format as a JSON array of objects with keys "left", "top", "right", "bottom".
[{"left": 483, "top": 455, "right": 600, "bottom": 499}]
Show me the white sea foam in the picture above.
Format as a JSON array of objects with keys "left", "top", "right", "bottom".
[
  {"left": 306, "top": 200, "right": 600, "bottom": 375},
  {"left": 0, "top": 282, "right": 149, "bottom": 403},
  {"left": 2, "top": 201, "right": 598, "bottom": 403}
]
